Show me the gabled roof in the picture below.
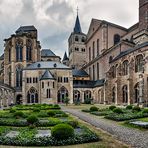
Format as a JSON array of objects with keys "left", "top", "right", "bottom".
[
  {"left": 16, "top": 25, "right": 37, "bottom": 34},
  {"left": 94, "top": 79, "right": 105, "bottom": 87},
  {"left": 24, "top": 61, "right": 71, "bottom": 70},
  {"left": 0, "top": 54, "right": 4, "bottom": 60},
  {"left": 74, "top": 15, "right": 82, "bottom": 33},
  {"left": 63, "top": 52, "right": 69, "bottom": 61},
  {"left": 72, "top": 69, "right": 89, "bottom": 77},
  {"left": 41, "top": 49, "right": 57, "bottom": 57},
  {"left": 40, "top": 70, "right": 55, "bottom": 80}
]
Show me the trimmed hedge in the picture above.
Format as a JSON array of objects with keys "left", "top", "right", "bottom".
[
  {"left": 113, "top": 108, "right": 123, "bottom": 114},
  {"left": 109, "top": 105, "right": 116, "bottom": 110},
  {"left": 90, "top": 106, "right": 98, "bottom": 112},
  {"left": 27, "top": 115, "right": 39, "bottom": 125},
  {"left": 52, "top": 124, "right": 74, "bottom": 140},
  {"left": 132, "top": 106, "right": 141, "bottom": 112},
  {"left": 126, "top": 105, "right": 133, "bottom": 110}
]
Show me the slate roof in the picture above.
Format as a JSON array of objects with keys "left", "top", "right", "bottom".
[
  {"left": 40, "top": 70, "right": 55, "bottom": 80},
  {"left": 41, "top": 49, "right": 57, "bottom": 57},
  {"left": 16, "top": 25, "right": 37, "bottom": 34},
  {"left": 74, "top": 15, "right": 82, "bottom": 33},
  {"left": 72, "top": 69, "right": 89, "bottom": 77},
  {"left": 24, "top": 61, "right": 71, "bottom": 70},
  {"left": 73, "top": 79, "right": 105, "bottom": 88},
  {"left": 0, "top": 54, "right": 4, "bottom": 60},
  {"left": 63, "top": 52, "right": 69, "bottom": 61},
  {"left": 111, "top": 41, "right": 148, "bottom": 63}
]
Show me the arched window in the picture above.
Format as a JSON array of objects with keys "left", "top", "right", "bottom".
[
  {"left": 27, "top": 87, "right": 38, "bottom": 103},
  {"left": 112, "top": 87, "right": 116, "bottom": 103},
  {"left": 81, "top": 37, "right": 85, "bottom": 42},
  {"left": 26, "top": 39, "right": 32, "bottom": 61},
  {"left": 134, "top": 83, "right": 139, "bottom": 103},
  {"left": 46, "top": 89, "right": 50, "bottom": 98},
  {"left": 8, "top": 66, "right": 11, "bottom": 86},
  {"left": 114, "top": 34, "right": 120, "bottom": 45},
  {"left": 122, "top": 60, "right": 129, "bottom": 75},
  {"left": 16, "top": 40, "right": 23, "bottom": 61},
  {"left": 122, "top": 85, "right": 128, "bottom": 103},
  {"left": 16, "top": 65, "right": 23, "bottom": 88},
  {"left": 73, "top": 90, "right": 81, "bottom": 103},
  {"left": 57, "top": 86, "right": 68, "bottom": 103},
  {"left": 135, "top": 55, "right": 143, "bottom": 72},
  {"left": 84, "top": 90, "right": 91, "bottom": 101},
  {"left": 75, "top": 36, "right": 79, "bottom": 42},
  {"left": 42, "top": 82, "right": 44, "bottom": 88},
  {"left": 111, "top": 65, "right": 116, "bottom": 78}
]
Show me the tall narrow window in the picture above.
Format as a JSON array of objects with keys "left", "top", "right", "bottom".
[
  {"left": 122, "top": 60, "right": 129, "bottom": 75},
  {"left": 16, "top": 65, "right": 23, "bottom": 88},
  {"left": 97, "top": 63, "right": 99, "bottom": 80},
  {"left": 26, "top": 39, "right": 32, "bottom": 61},
  {"left": 47, "top": 89, "right": 50, "bottom": 98},
  {"left": 135, "top": 55, "right": 143, "bottom": 73},
  {"left": 8, "top": 48, "right": 11, "bottom": 62},
  {"left": 92, "top": 41, "right": 95, "bottom": 59},
  {"left": 8, "top": 66, "right": 11, "bottom": 86},
  {"left": 16, "top": 40, "right": 23, "bottom": 61},
  {"left": 42, "top": 82, "right": 44, "bottom": 88},
  {"left": 89, "top": 47, "right": 91, "bottom": 62},
  {"left": 97, "top": 39, "right": 99, "bottom": 55},
  {"left": 122, "top": 85, "right": 128, "bottom": 103},
  {"left": 53, "top": 82, "right": 55, "bottom": 88},
  {"left": 114, "top": 34, "right": 120, "bottom": 45},
  {"left": 93, "top": 65, "right": 95, "bottom": 80}
]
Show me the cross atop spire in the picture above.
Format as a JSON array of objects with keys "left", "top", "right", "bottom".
[
  {"left": 74, "top": 7, "right": 82, "bottom": 33},
  {"left": 76, "top": 6, "right": 79, "bottom": 15}
]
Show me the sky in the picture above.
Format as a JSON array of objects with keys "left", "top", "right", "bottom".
[{"left": 0, "top": 0, "right": 139, "bottom": 58}]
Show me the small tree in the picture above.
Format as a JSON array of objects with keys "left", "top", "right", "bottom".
[{"left": 64, "top": 97, "right": 70, "bottom": 106}]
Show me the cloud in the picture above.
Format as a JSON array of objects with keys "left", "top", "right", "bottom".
[{"left": 0, "top": 0, "right": 139, "bottom": 58}]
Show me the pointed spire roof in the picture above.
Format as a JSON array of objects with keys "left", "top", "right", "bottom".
[
  {"left": 74, "top": 14, "right": 82, "bottom": 33},
  {"left": 40, "top": 70, "right": 54, "bottom": 80},
  {"left": 63, "top": 52, "right": 69, "bottom": 61}
]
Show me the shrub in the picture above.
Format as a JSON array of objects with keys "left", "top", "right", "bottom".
[
  {"left": 109, "top": 105, "right": 116, "bottom": 110},
  {"left": 132, "top": 106, "right": 141, "bottom": 112},
  {"left": 51, "top": 123, "right": 74, "bottom": 140},
  {"left": 47, "top": 111, "right": 56, "bottom": 117},
  {"left": 33, "top": 108, "right": 40, "bottom": 112},
  {"left": 142, "top": 108, "right": 148, "bottom": 114},
  {"left": 13, "top": 111, "right": 24, "bottom": 118},
  {"left": 9, "top": 109, "right": 16, "bottom": 113},
  {"left": 27, "top": 115, "right": 39, "bottom": 125},
  {"left": 84, "top": 98, "right": 92, "bottom": 104},
  {"left": 54, "top": 104, "right": 59, "bottom": 108},
  {"left": 90, "top": 106, "right": 98, "bottom": 112},
  {"left": 113, "top": 108, "right": 123, "bottom": 114},
  {"left": 126, "top": 105, "right": 133, "bottom": 110}
]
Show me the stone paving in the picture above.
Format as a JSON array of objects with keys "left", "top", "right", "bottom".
[
  {"left": 35, "top": 130, "right": 51, "bottom": 138},
  {"left": 5, "top": 131, "right": 19, "bottom": 138},
  {"left": 63, "top": 108, "right": 148, "bottom": 148}
]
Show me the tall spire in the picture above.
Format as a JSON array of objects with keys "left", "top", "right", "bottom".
[
  {"left": 63, "top": 52, "right": 69, "bottom": 61},
  {"left": 74, "top": 7, "right": 82, "bottom": 33}
]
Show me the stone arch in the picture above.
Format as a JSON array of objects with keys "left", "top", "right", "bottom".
[
  {"left": 135, "top": 54, "right": 143, "bottom": 73},
  {"left": 16, "top": 94, "right": 23, "bottom": 104},
  {"left": 57, "top": 86, "right": 68, "bottom": 103},
  {"left": 122, "top": 60, "right": 129, "bottom": 75},
  {"left": 134, "top": 82, "right": 139, "bottom": 103},
  {"left": 122, "top": 85, "right": 128, "bottom": 103},
  {"left": 112, "top": 86, "right": 116, "bottom": 103},
  {"left": 27, "top": 87, "right": 38, "bottom": 104},
  {"left": 73, "top": 90, "right": 81, "bottom": 103},
  {"left": 84, "top": 90, "right": 91, "bottom": 103},
  {"left": 15, "top": 38, "right": 23, "bottom": 61}
]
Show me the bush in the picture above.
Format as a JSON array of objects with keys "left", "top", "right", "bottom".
[
  {"left": 109, "top": 105, "right": 116, "bottom": 110},
  {"left": 126, "top": 105, "right": 133, "bottom": 110},
  {"left": 47, "top": 111, "right": 56, "bottom": 117},
  {"left": 27, "top": 115, "right": 39, "bottom": 125},
  {"left": 33, "top": 108, "right": 40, "bottom": 112},
  {"left": 67, "top": 120, "right": 78, "bottom": 128},
  {"left": 13, "top": 111, "right": 24, "bottom": 118},
  {"left": 142, "top": 108, "right": 148, "bottom": 114},
  {"left": 132, "top": 106, "right": 141, "bottom": 112},
  {"left": 113, "top": 108, "right": 123, "bottom": 114},
  {"left": 51, "top": 123, "right": 74, "bottom": 140},
  {"left": 9, "top": 109, "right": 16, "bottom": 113},
  {"left": 90, "top": 106, "right": 98, "bottom": 112},
  {"left": 54, "top": 104, "right": 59, "bottom": 108},
  {"left": 84, "top": 98, "right": 92, "bottom": 104}
]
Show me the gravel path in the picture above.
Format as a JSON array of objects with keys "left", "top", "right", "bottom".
[{"left": 62, "top": 108, "right": 148, "bottom": 148}]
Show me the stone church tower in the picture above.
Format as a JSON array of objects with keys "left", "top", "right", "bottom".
[
  {"left": 68, "top": 14, "right": 87, "bottom": 69},
  {"left": 133, "top": 0, "right": 148, "bottom": 44},
  {"left": 4, "top": 26, "right": 41, "bottom": 103}
]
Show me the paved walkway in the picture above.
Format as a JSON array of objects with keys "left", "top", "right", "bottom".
[{"left": 62, "top": 108, "right": 148, "bottom": 148}]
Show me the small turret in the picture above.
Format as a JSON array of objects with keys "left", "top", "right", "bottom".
[{"left": 62, "top": 52, "right": 69, "bottom": 66}]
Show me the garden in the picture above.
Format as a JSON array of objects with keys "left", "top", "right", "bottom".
[
  {"left": 0, "top": 104, "right": 99, "bottom": 146},
  {"left": 82, "top": 105, "right": 148, "bottom": 129}
]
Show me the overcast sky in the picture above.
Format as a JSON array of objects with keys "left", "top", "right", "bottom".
[{"left": 0, "top": 0, "right": 139, "bottom": 58}]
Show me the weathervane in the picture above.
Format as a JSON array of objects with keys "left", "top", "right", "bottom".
[{"left": 76, "top": 6, "right": 79, "bottom": 15}]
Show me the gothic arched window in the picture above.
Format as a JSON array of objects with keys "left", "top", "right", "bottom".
[
  {"left": 8, "top": 66, "right": 11, "bottom": 86},
  {"left": 122, "top": 60, "right": 129, "bottom": 75},
  {"left": 134, "top": 83, "right": 139, "bottom": 103},
  {"left": 114, "top": 34, "right": 120, "bottom": 45},
  {"left": 75, "top": 36, "right": 79, "bottom": 42},
  {"left": 122, "top": 85, "right": 128, "bottom": 103},
  {"left": 8, "top": 48, "right": 11, "bottom": 62},
  {"left": 135, "top": 55, "right": 143, "bottom": 73},
  {"left": 27, "top": 87, "right": 38, "bottom": 103},
  {"left": 26, "top": 39, "right": 32, "bottom": 61},
  {"left": 16, "top": 40, "right": 23, "bottom": 61},
  {"left": 111, "top": 65, "right": 116, "bottom": 78},
  {"left": 112, "top": 87, "right": 116, "bottom": 103},
  {"left": 16, "top": 65, "right": 23, "bottom": 88}
]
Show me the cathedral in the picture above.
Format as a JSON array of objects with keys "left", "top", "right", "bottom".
[{"left": 0, "top": 0, "right": 148, "bottom": 107}]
